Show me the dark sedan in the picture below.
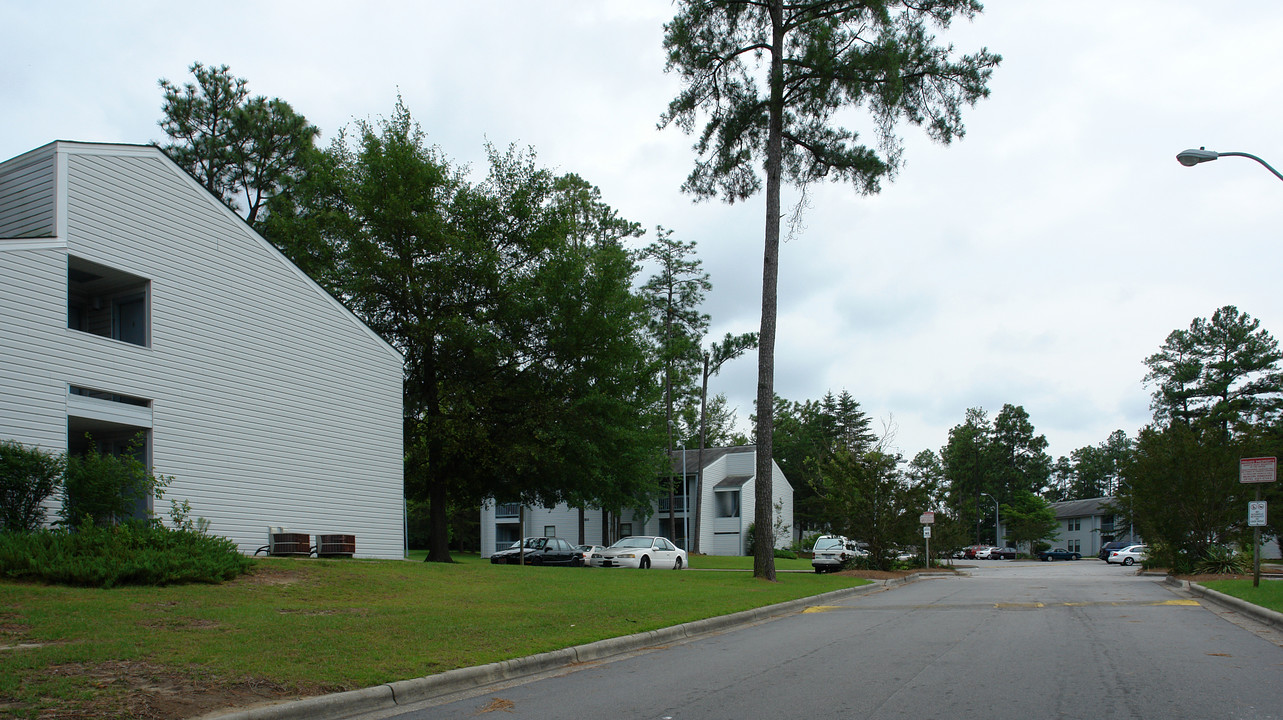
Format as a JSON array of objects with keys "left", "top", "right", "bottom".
[
  {"left": 1038, "top": 547, "right": 1081, "bottom": 561},
  {"left": 990, "top": 546, "right": 1017, "bottom": 560},
  {"left": 489, "top": 537, "right": 581, "bottom": 566}
]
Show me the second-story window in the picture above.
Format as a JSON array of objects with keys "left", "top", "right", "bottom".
[{"left": 67, "top": 256, "right": 150, "bottom": 347}]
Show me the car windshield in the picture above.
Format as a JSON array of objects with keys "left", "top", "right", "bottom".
[
  {"left": 611, "top": 537, "right": 654, "bottom": 549},
  {"left": 813, "top": 538, "right": 844, "bottom": 551},
  {"left": 523, "top": 538, "right": 547, "bottom": 549}
]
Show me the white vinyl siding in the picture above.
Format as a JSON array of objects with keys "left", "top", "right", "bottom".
[
  {"left": 0, "top": 146, "right": 57, "bottom": 238},
  {"left": 0, "top": 143, "right": 405, "bottom": 558}
]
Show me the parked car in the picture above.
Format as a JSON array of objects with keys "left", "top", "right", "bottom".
[
  {"left": 1098, "top": 541, "right": 1133, "bottom": 561},
  {"left": 811, "top": 535, "right": 860, "bottom": 573},
  {"left": 574, "top": 545, "right": 603, "bottom": 566},
  {"left": 990, "top": 547, "right": 1018, "bottom": 560},
  {"left": 489, "top": 537, "right": 581, "bottom": 566},
  {"left": 591, "top": 536, "right": 687, "bottom": 569},
  {"left": 1107, "top": 545, "right": 1147, "bottom": 566},
  {"left": 1038, "top": 548, "right": 1082, "bottom": 561},
  {"left": 973, "top": 546, "right": 996, "bottom": 560}
]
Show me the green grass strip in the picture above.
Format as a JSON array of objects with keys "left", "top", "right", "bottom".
[
  {"left": 1199, "top": 578, "right": 1283, "bottom": 614},
  {"left": 0, "top": 554, "right": 868, "bottom": 714}
]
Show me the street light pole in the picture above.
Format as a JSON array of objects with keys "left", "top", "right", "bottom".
[
  {"left": 1176, "top": 147, "right": 1283, "bottom": 182},
  {"left": 981, "top": 492, "right": 1000, "bottom": 547}
]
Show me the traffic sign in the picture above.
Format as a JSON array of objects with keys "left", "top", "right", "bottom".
[
  {"left": 1249, "top": 501, "right": 1267, "bottom": 527},
  {"left": 920, "top": 512, "right": 935, "bottom": 525},
  {"left": 1240, "top": 457, "right": 1277, "bottom": 484},
  {"left": 923, "top": 526, "right": 932, "bottom": 538}
]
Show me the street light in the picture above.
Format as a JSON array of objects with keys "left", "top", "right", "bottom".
[
  {"left": 981, "top": 492, "right": 1000, "bottom": 547},
  {"left": 1176, "top": 147, "right": 1283, "bottom": 182}
]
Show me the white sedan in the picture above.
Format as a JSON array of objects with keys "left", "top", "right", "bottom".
[
  {"left": 1106, "top": 544, "right": 1147, "bottom": 566},
  {"left": 591, "top": 536, "right": 687, "bottom": 569}
]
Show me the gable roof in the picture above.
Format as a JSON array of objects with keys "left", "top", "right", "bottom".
[
  {"left": 0, "top": 141, "right": 402, "bottom": 365},
  {"left": 1050, "top": 497, "right": 1115, "bottom": 520},
  {"left": 668, "top": 445, "right": 756, "bottom": 474}
]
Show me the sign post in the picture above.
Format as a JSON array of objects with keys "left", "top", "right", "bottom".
[
  {"left": 1240, "top": 457, "right": 1276, "bottom": 588},
  {"left": 920, "top": 512, "right": 935, "bottom": 568}
]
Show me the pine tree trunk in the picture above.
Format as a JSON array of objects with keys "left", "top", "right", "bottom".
[{"left": 753, "top": 0, "right": 784, "bottom": 582}]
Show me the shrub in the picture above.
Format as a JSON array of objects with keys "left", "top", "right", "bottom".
[
  {"left": 61, "top": 433, "right": 170, "bottom": 526},
  {"left": 774, "top": 548, "right": 798, "bottom": 559},
  {"left": 0, "top": 439, "right": 64, "bottom": 532},
  {"left": 1194, "top": 545, "right": 1251, "bottom": 575},
  {"left": 0, "top": 521, "right": 252, "bottom": 588},
  {"left": 791, "top": 531, "right": 823, "bottom": 555}
]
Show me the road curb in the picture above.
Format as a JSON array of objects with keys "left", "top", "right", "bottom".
[
  {"left": 208, "top": 577, "right": 902, "bottom": 720},
  {"left": 1176, "top": 578, "right": 1283, "bottom": 632}
]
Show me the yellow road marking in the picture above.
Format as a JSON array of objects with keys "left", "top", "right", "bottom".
[
  {"left": 1155, "top": 599, "right": 1201, "bottom": 606},
  {"left": 995, "top": 602, "right": 1045, "bottom": 609},
  {"left": 803, "top": 606, "right": 842, "bottom": 613}
]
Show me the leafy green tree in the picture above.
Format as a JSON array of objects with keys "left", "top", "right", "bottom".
[
  {"left": 661, "top": 0, "right": 999, "bottom": 579},
  {"left": 0, "top": 440, "right": 64, "bottom": 532},
  {"left": 769, "top": 390, "right": 878, "bottom": 534},
  {"left": 1055, "top": 430, "right": 1133, "bottom": 501},
  {"left": 158, "top": 62, "right": 318, "bottom": 227},
  {"left": 988, "top": 404, "right": 1052, "bottom": 500},
  {"left": 941, "top": 404, "right": 1050, "bottom": 542},
  {"left": 1116, "top": 423, "right": 1245, "bottom": 573},
  {"left": 941, "top": 407, "right": 991, "bottom": 543},
  {"left": 61, "top": 434, "right": 169, "bottom": 527},
  {"left": 265, "top": 101, "right": 665, "bottom": 561},
  {"left": 809, "top": 446, "right": 927, "bottom": 570},
  {"left": 1001, "top": 490, "right": 1058, "bottom": 553},
  {"left": 1145, "top": 305, "right": 1283, "bottom": 438}
]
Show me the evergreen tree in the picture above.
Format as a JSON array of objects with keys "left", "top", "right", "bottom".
[
  {"left": 661, "top": 0, "right": 999, "bottom": 580},
  {"left": 640, "top": 228, "right": 712, "bottom": 545},
  {"left": 1145, "top": 305, "right": 1283, "bottom": 438},
  {"left": 158, "top": 62, "right": 317, "bottom": 227}
]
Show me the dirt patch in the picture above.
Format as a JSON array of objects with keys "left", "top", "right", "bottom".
[
  {"left": 232, "top": 564, "right": 307, "bottom": 587},
  {"left": 28, "top": 661, "right": 335, "bottom": 720}
]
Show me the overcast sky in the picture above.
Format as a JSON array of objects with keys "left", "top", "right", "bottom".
[{"left": 6, "top": 1, "right": 1283, "bottom": 462}]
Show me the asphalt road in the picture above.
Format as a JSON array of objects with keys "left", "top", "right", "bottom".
[{"left": 371, "top": 561, "right": 1283, "bottom": 720}]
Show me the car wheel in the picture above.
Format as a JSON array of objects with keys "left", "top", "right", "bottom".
[
  {"left": 529, "top": 556, "right": 542, "bottom": 566},
  {"left": 1123, "top": 557, "right": 1134, "bottom": 566},
  {"left": 674, "top": 557, "right": 683, "bottom": 570},
  {"left": 640, "top": 556, "right": 651, "bottom": 569}
]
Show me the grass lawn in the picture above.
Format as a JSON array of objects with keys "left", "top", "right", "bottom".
[
  {"left": 1199, "top": 578, "right": 1283, "bottom": 613},
  {"left": 0, "top": 553, "right": 869, "bottom": 719},
  {"left": 685, "top": 554, "right": 814, "bottom": 571}
]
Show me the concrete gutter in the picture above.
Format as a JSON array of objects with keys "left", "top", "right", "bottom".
[
  {"left": 209, "top": 576, "right": 908, "bottom": 720},
  {"left": 1165, "top": 575, "right": 1283, "bottom": 632}
]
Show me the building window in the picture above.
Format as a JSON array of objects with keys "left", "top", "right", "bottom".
[
  {"left": 619, "top": 523, "right": 632, "bottom": 537},
  {"left": 544, "top": 526, "right": 556, "bottom": 537},
  {"left": 716, "top": 490, "right": 740, "bottom": 518},
  {"left": 1067, "top": 518, "right": 1081, "bottom": 531},
  {"left": 67, "top": 256, "right": 150, "bottom": 347},
  {"left": 495, "top": 503, "right": 520, "bottom": 519}
]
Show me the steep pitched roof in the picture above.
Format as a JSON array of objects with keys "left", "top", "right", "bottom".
[
  {"left": 1050, "top": 497, "right": 1116, "bottom": 519},
  {"left": 667, "top": 445, "right": 756, "bottom": 474},
  {"left": 0, "top": 141, "right": 403, "bottom": 364}
]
